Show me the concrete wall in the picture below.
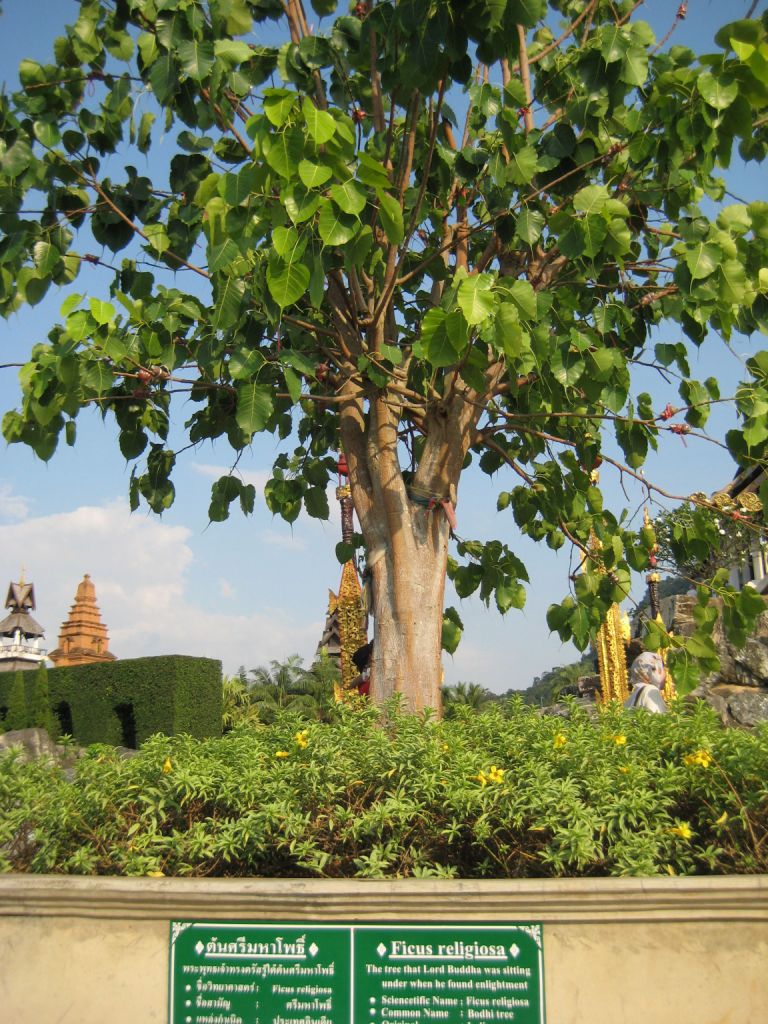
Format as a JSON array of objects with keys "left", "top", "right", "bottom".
[{"left": 0, "top": 875, "right": 766, "bottom": 1024}]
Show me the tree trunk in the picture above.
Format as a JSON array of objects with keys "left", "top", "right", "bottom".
[
  {"left": 367, "top": 494, "right": 450, "bottom": 714},
  {"left": 338, "top": 334, "right": 492, "bottom": 715}
]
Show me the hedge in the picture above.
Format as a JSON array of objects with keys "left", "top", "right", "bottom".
[
  {"left": 1, "top": 698, "right": 766, "bottom": 878},
  {"left": 0, "top": 656, "right": 221, "bottom": 745}
]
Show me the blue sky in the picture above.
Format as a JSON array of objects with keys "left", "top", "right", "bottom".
[{"left": 0, "top": 0, "right": 765, "bottom": 691}]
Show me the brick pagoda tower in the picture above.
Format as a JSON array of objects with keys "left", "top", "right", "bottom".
[{"left": 49, "top": 574, "right": 116, "bottom": 668}]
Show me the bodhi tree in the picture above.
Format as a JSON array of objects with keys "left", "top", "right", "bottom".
[{"left": 2, "top": 1, "right": 768, "bottom": 711}]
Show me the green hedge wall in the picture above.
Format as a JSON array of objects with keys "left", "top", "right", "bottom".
[{"left": 0, "top": 656, "right": 221, "bottom": 746}]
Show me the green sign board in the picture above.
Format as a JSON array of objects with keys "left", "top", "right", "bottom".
[{"left": 169, "top": 921, "right": 544, "bottom": 1024}]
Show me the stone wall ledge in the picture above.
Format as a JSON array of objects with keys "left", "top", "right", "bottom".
[{"left": 1, "top": 873, "right": 766, "bottom": 923}]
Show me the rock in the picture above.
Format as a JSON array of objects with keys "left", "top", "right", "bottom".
[
  {"left": 687, "top": 683, "right": 768, "bottom": 728},
  {"left": 727, "top": 689, "right": 768, "bottom": 728},
  {"left": 665, "top": 595, "right": 768, "bottom": 689},
  {"left": 0, "top": 727, "right": 60, "bottom": 763},
  {"left": 577, "top": 674, "right": 602, "bottom": 700},
  {"left": 0, "top": 727, "right": 81, "bottom": 767},
  {"left": 539, "top": 698, "right": 598, "bottom": 721}
]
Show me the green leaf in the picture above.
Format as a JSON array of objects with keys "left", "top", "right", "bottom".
[
  {"left": 265, "top": 129, "right": 303, "bottom": 179},
  {"left": 330, "top": 180, "right": 367, "bottom": 216},
  {"left": 457, "top": 275, "right": 496, "bottom": 326},
  {"left": 221, "top": 164, "right": 259, "bottom": 206},
  {"left": 719, "top": 260, "right": 748, "bottom": 303},
  {"left": 272, "top": 225, "right": 307, "bottom": 261},
  {"left": 515, "top": 208, "right": 545, "bottom": 246},
  {"left": 357, "top": 153, "right": 390, "bottom": 187},
  {"left": 229, "top": 347, "right": 266, "bottom": 381},
  {"left": 620, "top": 46, "right": 648, "bottom": 87},
  {"left": 208, "top": 239, "right": 240, "bottom": 273},
  {"left": 573, "top": 185, "right": 610, "bottom": 216},
  {"left": 235, "top": 382, "right": 273, "bottom": 438},
  {"left": 419, "top": 308, "right": 468, "bottom": 367},
  {"left": 441, "top": 607, "right": 463, "bottom": 654},
  {"left": 81, "top": 360, "right": 113, "bottom": 394},
  {"left": 335, "top": 541, "right": 355, "bottom": 564},
  {"left": 214, "top": 39, "right": 255, "bottom": 67},
  {"left": 212, "top": 276, "right": 246, "bottom": 331},
  {"left": 684, "top": 243, "right": 720, "bottom": 281},
  {"left": 310, "top": 256, "right": 325, "bottom": 307},
  {"left": 263, "top": 88, "right": 295, "bottom": 127},
  {"left": 298, "top": 36, "right": 332, "bottom": 70},
  {"left": 137, "top": 112, "right": 155, "bottom": 154},
  {"left": 284, "top": 366, "right": 302, "bottom": 403},
  {"left": 266, "top": 255, "right": 310, "bottom": 308},
  {"left": 283, "top": 186, "right": 321, "bottom": 224},
  {"left": 144, "top": 223, "right": 171, "bottom": 254},
  {"left": 177, "top": 39, "right": 215, "bottom": 82},
  {"left": 89, "top": 298, "right": 115, "bottom": 325},
  {"left": 298, "top": 159, "right": 332, "bottom": 189},
  {"left": 305, "top": 486, "right": 329, "bottom": 519},
  {"left": 302, "top": 97, "right": 336, "bottom": 144},
  {"left": 506, "top": 145, "right": 538, "bottom": 185},
  {"left": 149, "top": 52, "right": 178, "bottom": 104},
  {"left": 697, "top": 71, "right": 739, "bottom": 110},
  {"left": 582, "top": 215, "right": 608, "bottom": 258},
  {"left": 0, "top": 138, "right": 32, "bottom": 178},
  {"left": 318, "top": 201, "right": 358, "bottom": 246},
  {"left": 494, "top": 303, "right": 527, "bottom": 361},
  {"left": 504, "top": 280, "right": 537, "bottom": 320},
  {"left": 495, "top": 581, "right": 526, "bottom": 614},
  {"left": 376, "top": 190, "right": 404, "bottom": 246}
]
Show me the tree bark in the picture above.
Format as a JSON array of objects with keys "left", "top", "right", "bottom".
[{"left": 367, "top": 489, "right": 450, "bottom": 714}]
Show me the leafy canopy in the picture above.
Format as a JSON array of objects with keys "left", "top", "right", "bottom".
[{"left": 2, "top": 1, "right": 768, "bottom": 688}]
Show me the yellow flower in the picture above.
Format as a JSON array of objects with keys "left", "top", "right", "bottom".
[
  {"left": 613, "top": 734, "right": 627, "bottom": 746},
  {"left": 147, "top": 870, "right": 165, "bottom": 878},
  {"left": 162, "top": 758, "right": 172, "bottom": 774},
  {"left": 715, "top": 811, "right": 728, "bottom": 827},
  {"left": 553, "top": 733, "right": 567, "bottom": 749},
  {"left": 294, "top": 730, "right": 309, "bottom": 749},
  {"left": 683, "top": 749, "right": 713, "bottom": 768},
  {"left": 618, "top": 766, "right": 630, "bottom": 774},
  {"left": 441, "top": 743, "right": 449, "bottom": 752},
  {"left": 668, "top": 823, "right": 693, "bottom": 840},
  {"left": 475, "top": 772, "right": 488, "bottom": 787},
  {"left": 275, "top": 750, "right": 289, "bottom": 758},
  {"left": 487, "top": 765, "right": 505, "bottom": 784}
]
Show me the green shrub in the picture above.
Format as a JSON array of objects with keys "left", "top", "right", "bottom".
[
  {"left": 6, "top": 672, "right": 29, "bottom": 731},
  {"left": 0, "top": 656, "right": 222, "bottom": 746},
  {"left": 32, "top": 664, "right": 55, "bottom": 736},
  {"left": 0, "top": 698, "right": 766, "bottom": 878}
]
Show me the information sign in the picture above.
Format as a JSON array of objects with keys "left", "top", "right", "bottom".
[{"left": 169, "top": 921, "right": 544, "bottom": 1024}]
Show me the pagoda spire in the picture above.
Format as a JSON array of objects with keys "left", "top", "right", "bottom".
[
  {"left": 49, "top": 575, "right": 116, "bottom": 668},
  {"left": 0, "top": 575, "right": 47, "bottom": 671},
  {"left": 315, "top": 452, "right": 368, "bottom": 699}
]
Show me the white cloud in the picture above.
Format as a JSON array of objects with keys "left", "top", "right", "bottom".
[
  {"left": 0, "top": 500, "right": 322, "bottom": 675},
  {"left": 0, "top": 482, "right": 30, "bottom": 521},
  {"left": 258, "top": 528, "right": 307, "bottom": 551}
]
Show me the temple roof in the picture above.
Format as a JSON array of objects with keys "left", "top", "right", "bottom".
[
  {"left": 0, "top": 610, "right": 45, "bottom": 638},
  {"left": 0, "top": 579, "right": 44, "bottom": 639},
  {"left": 5, "top": 580, "right": 36, "bottom": 613}
]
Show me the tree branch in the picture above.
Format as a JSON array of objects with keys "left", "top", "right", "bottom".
[{"left": 516, "top": 25, "right": 535, "bottom": 134}]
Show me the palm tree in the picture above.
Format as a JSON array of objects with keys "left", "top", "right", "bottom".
[
  {"left": 442, "top": 682, "right": 492, "bottom": 717},
  {"left": 247, "top": 654, "right": 336, "bottom": 722},
  {"left": 221, "top": 675, "right": 260, "bottom": 732}
]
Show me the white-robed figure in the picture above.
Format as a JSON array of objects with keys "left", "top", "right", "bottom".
[{"left": 624, "top": 652, "right": 669, "bottom": 714}]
